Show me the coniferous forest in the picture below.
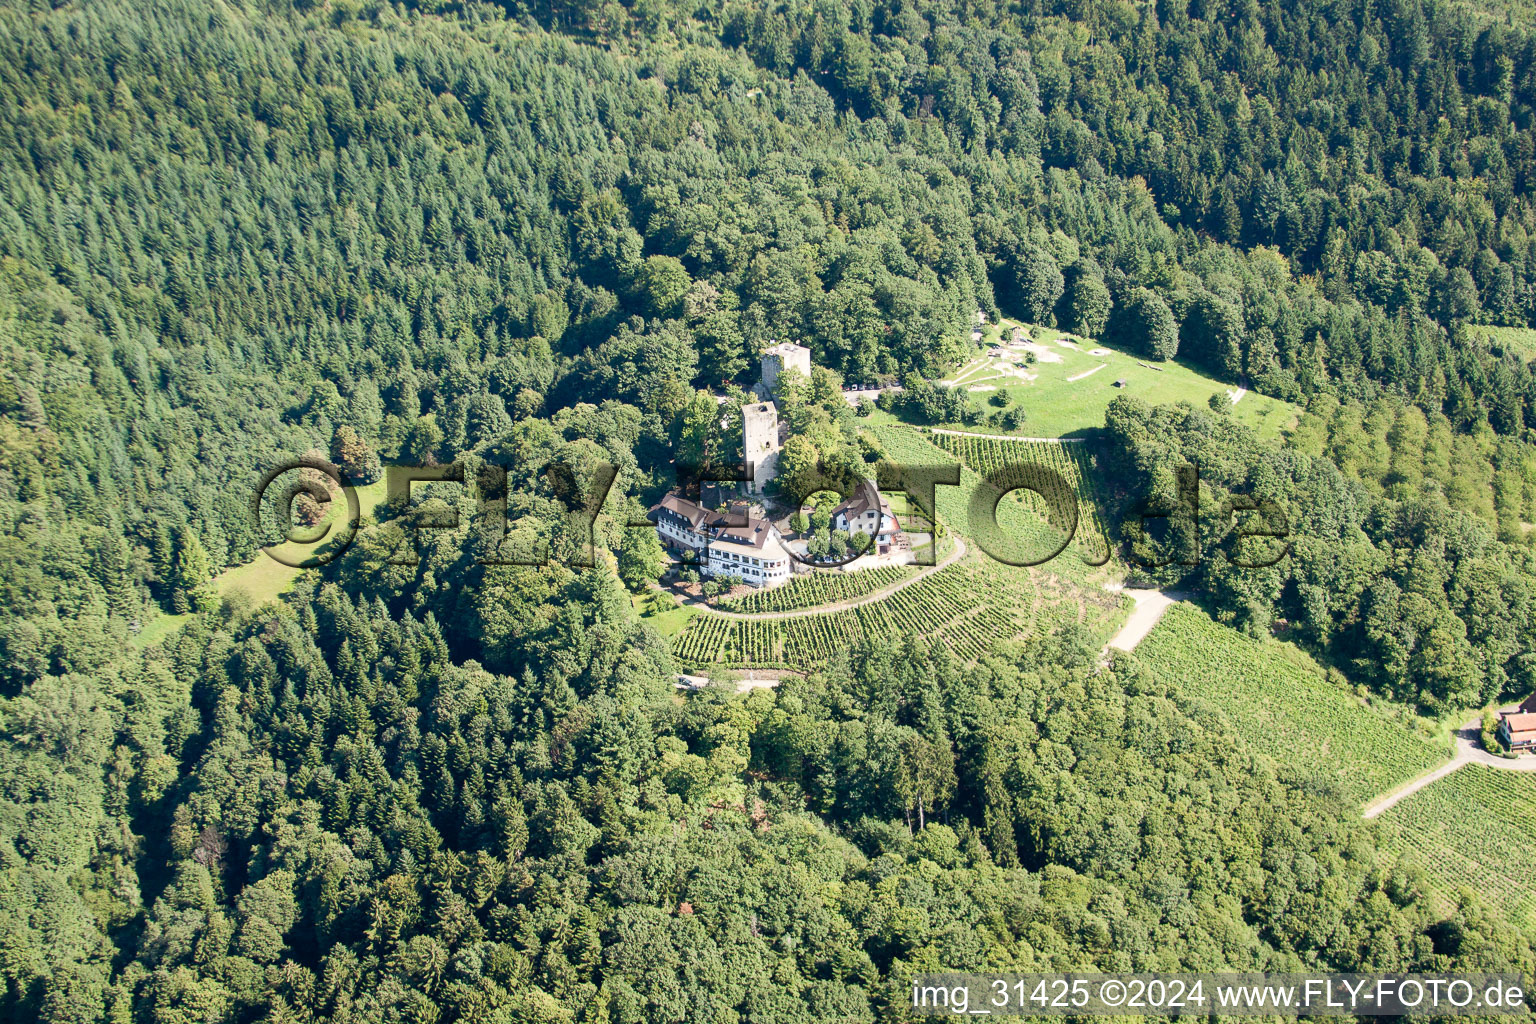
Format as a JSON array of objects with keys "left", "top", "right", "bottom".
[{"left": 5, "top": 0, "right": 1536, "bottom": 1020}]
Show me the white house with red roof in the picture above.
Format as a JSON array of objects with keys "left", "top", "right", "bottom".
[{"left": 1499, "top": 694, "right": 1536, "bottom": 753}]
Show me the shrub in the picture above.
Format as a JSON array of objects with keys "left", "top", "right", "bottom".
[{"left": 1482, "top": 709, "right": 1507, "bottom": 755}]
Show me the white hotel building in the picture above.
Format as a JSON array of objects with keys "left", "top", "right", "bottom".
[{"left": 649, "top": 493, "right": 793, "bottom": 587}]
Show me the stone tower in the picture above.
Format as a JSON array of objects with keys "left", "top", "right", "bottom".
[
  {"left": 742, "top": 401, "right": 780, "bottom": 493},
  {"left": 760, "top": 341, "right": 812, "bottom": 397}
]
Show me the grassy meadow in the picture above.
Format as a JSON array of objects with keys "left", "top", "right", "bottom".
[{"left": 867, "top": 317, "right": 1301, "bottom": 441}]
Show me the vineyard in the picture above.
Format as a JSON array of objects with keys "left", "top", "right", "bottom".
[
  {"left": 716, "top": 564, "right": 916, "bottom": 614},
  {"left": 927, "top": 432, "right": 1112, "bottom": 567},
  {"left": 1134, "top": 604, "right": 1448, "bottom": 804},
  {"left": 1375, "top": 765, "right": 1536, "bottom": 928},
  {"left": 869, "top": 426, "right": 974, "bottom": 530},
  {"left": 671, "top": 557, "right": 1050, "bottom": 670},
  {"left": 669, "top": 426, "right": 1127, "bottom": 672}
]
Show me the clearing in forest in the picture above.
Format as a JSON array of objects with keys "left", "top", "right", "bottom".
[
  {"left": 1471, "top": 325, "right": 1536, "bottom": 361},
  {"left": 135, "top": 477, "right": 391, "bottom": 645},
  {"left": 877, "top": 318, "right": 1301, "bottom": 440}
]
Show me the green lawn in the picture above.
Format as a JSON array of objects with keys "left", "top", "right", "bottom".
[
  {"left": 1470, "top": 325, "right": 1536, "bottom": 362},
  {"left": 1376, "top": 764, "right": 1536, "bottom": 928},
  {"left": 872, "top": 424, "right": 1116, "bottom": 585},
  {"left": 633, "top": 590, "right": 697, "bottom": 638},
  {"left": 214, "top": 550, "right": 309, "bottom": 607},
  {"left": 130, "top": 611, "right": 192, "bottom": 649},
  {"left": 1457, "top": 0, "right": 1536, "bottom": 23},
  {"left": 1134, "top": 604, "right": 1450, "bottom": 806},
  {"left": 223, "top": 476, "right": 391, "bottom": 606},
  {"left": 895, "top": 318, "right": 1300, "bottom": 441},
  {"left": 134, "top": 476, "right": 390, "bottom": 645}
]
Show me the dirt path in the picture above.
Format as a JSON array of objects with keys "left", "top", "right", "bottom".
[
  {"left": 943, "top": 359, "right": 992, "bottom": 387},
  {"left": 676, "top": 668, "right": 799, "bottom": 693},
  {"left": 1066, "top": 364, "right": 1107, "bottom": 382},
  {"left": 733, "top": 668, "right": 795, "bottom": 692},
  {"left": 1363, "top": 715, "right": 1536, "bottom": 818},
  {"left": 1229, "top": 386, "right": 1248, "bottom": 404},
  {"left": 1362, "top": 759, "right": 1467, "bottom": 819},
  {"left": 1104, "top": 588, "right": 1185, "bottom": 652},
  {"left": 691, "top": 536, "right": 968, "bottom": 622}
]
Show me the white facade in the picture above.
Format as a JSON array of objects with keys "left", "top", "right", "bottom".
[
  {"left": 834, "top": 505, "right": 895, "bottom": 538},
  {"left": 703, "top": 536, "right": 792, "bottom": 586},
  {"left": 651, "top": 493, "right": 792, "bottom": 587},
  {"left": 656, "top": 515, "right": 707, "bottom": 552},
  {"left": 831, "top": 488, "right": 899, "bottom": 556}
]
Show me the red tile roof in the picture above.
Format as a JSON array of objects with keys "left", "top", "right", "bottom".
[{"left": 1500, "top": 711, "right": 1536, "bottom": 736}]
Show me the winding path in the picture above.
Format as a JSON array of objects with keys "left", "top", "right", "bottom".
[
  {"left": 691, "top": 537, "right": 968, "bottom": 622},
  {"left": 1362, "top": 715, "right": 1536, "bottom": 819},
  {"left": 1089, "top": 590, "right": 1536, "bottom": 820}
]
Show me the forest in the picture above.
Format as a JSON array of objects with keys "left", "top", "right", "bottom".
[{"left": 4, "top": 0, "right": 1536, "bottom": 1019}]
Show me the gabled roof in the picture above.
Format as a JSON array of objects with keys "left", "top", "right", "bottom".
[
  {"left": 653, "top": 492, "right": 711, "bottom": 529},
  {"left": 1500, "top": 711, "right": 1536, "bottom": 735},
  {"left": 650, "top": 492, "right": 777, "bottom": 551},
  {"left": 831, "top": 482, "right": 890, "bottom": 523},
  {"left": 711, "top": 516, "right": 774, "bottom": 551}
]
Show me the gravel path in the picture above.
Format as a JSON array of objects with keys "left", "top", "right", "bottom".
[
  {"left": 675, "top": 668, "right": 801, "bottom": 693},
  {"left": 1104, "top": 588, "right": 1186, "bottom": 652},
  {"left": 842, "top": 385, "right": 903, "bottom": 406}
]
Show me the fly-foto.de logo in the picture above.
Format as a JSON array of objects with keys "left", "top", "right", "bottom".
[{"left": 251, "top": 456, "right": 1289, "bottom": 572}]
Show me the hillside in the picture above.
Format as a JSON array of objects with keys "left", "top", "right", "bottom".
[
  {"left": 1133, "top": 604, "right": 1449, "bottom": 806},
  {"left": 4, "top": 0, "right": 1536, "bottom": 1020},
  {"left": 669, "top": 425, "right": 1124, "bottom": 673},
  {"left": 1376, "top": 765, "right": 1536, "bottom": 928},
  {"left": 897, "top": 318, "right": 1300, "bottom": 440}
]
